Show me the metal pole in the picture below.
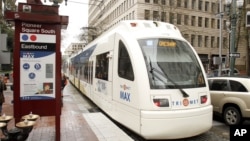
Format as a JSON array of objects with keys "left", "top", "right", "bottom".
[
  {"left": 229, "top": 0, "right": 236, "bottom": 76},
  {"left": 218, "top": 0, "right": 223, "bottom": 76},
  {"left": 0, "top": 23, "right": 2, "bottom": 71}
]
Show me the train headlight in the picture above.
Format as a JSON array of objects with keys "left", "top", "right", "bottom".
[
  {"left": 153, "top": 98, "right": 170, "bottom": 107},
  {"left": 200, "top": 95, "right": 208, "bottom": 104}
]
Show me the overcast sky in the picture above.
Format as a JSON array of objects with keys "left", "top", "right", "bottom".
[{"left": 16, "top": 0, "right": 89, "bottom": 53}]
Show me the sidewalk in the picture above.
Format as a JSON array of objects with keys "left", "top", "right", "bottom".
[
  {"left": 1, "top": 83, "right": 133, "bottom": 141},
  {"left": 1, "top": 84, "right": 98, "bottom": 141}
]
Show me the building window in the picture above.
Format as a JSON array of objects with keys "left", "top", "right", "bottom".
[
  {"left": 217, "top": 3, "right": 220, "bottom": 13},
  {"left": 198, "top": 0, "right": 202, "bottom": 10},
  {"left": 205, "top": 1, "right": 209, "bottom": 11},
  {"left": 211, "top": 19, "right": 215, "bottom": 28},
  {"left": 184, "top": 0, "right": 188, "bottom": 8},
  {"left": 217, "top": 19, "right": 220, "bottom": 29},
  {"left": 169, "top": 12, "right": 175, "bottom": 24},
  {"left": 223, "top": 37, "right": 228, "bottom": 48},
  {"left": 177, "top": 14, "right": 181, "bottom": 25},
  {"left": 153, "top": 0, "right": 158, "bottom": 4},
  {"left": 145, "top": 10, "right": 150, "bottom": 20},
  {"left": 153, "top": 11, "right": 159, "bottom": 20},
  {"left": 205, "top": 18, "right": 209, "bottom": 28},
  {"left": 217, "top": 37, "right": 220, "bottom": 48},
  {"left": 191, "top": 34, "right": 196, "bottom": 46},
  {"left": 177, "top": 0, "right": 181, "bottom": 7},
  {"left": 198, "top": 17, "right": 202, "bottom": 27},
  {"left": 161, "top": 0, "right": 166, "bottom": 5},
  {"left": 192, "top": 0, "right": 196, "bottom": 9},
  {"left": 184, "top": 34, "right": 189, "bottom": 41},
  {"left": 184, "top": 15, "right": 189, "bottom": 25},
  {"left": 198, "top": 35, "right": 202, "bottom": 47},
  {"left": 211, "top": 36, "right": 215, "bottom": 48},
  {"left": 145, "top": 0, "right": 150, "bottom": 3},
  {"left": 169, "top": 0, "right": 174, "bottom": 6},
  {"left": 211, "top": 3, "right": 216, "bottom": 13},
  {"left": 205, "top": 36, "right": 209, "bottom": 47},
  {"left": 191, "top": 16, "right": 196, "bottom": 26},
  {"left": 161, "top": 12, "right": 166, "bottom": 22}
]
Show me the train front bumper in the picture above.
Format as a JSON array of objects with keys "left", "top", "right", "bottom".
[{"left": 140, "top": 105, "right": 213, "bottom": 140}]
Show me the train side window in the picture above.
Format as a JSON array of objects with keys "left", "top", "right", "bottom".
[
  {"left": 118, "top": 40, "right": 134, "bottom": 81},
  {"left": 83, "top": 61, "right": 93, "bottom": 84},
  {"left": 95, "top": 52, "right": 109, "bottom": 80}
]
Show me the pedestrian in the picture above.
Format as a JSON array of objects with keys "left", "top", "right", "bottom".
[
  {"left": 0, "top": 76, "right": 7, "bottom": 115},
  {"left": 61, "top": 73, "right": 67, "bottom": 90},
  {"left": 61, "top": 73, "right": 67, "bottom": 107}
]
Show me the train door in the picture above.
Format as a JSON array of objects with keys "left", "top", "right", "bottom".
[
  {"left": 111, "top": 33, "right": 142, "bottom": 132},
  {"left": 91, "top": 36, "right": 114, "bottom": 113}
]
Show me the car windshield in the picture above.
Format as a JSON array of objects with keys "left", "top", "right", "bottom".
[{"left": 138, "top": 38, "right": 206, "bottom": 89}]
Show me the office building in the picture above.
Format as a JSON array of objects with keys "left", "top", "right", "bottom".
[{"left": 88, "top": 0, "right": 249, "bottom": 73}]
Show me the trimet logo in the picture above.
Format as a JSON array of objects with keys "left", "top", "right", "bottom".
[{"left": 22, "top": 52, "right": 35, "bottom": 58}]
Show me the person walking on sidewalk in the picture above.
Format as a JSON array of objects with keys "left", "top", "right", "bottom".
[
  {"left": 61, "top": 73, "right": 67, "bottom": 90},
  {"left": 0, "top": 76, "right": 7, "bottom": 115},
  {"left": 61, "top": 73, "right": 68, "bottom": 107}
]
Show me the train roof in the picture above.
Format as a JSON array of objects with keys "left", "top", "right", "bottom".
[
  {"left": 71, "top": 20, "right": 186, "bottom": 56},
  {"left": 105, "top": 20, "right": 183, "bottom": 39}
]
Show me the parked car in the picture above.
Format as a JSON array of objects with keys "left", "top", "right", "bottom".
[
  {"left": 208, "top": 77, "right": 250, "bottom": 125},
  {"left": 213, "top": 68, "right": 240, "bottom": 77}
]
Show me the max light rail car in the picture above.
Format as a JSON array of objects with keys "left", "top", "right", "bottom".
[{"left": 62, "top": 20, "right": 213, "bottom": 140}]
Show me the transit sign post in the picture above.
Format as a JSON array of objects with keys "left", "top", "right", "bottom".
[{"left": 4, "top": 1, "right": 68, "bottom": 141}]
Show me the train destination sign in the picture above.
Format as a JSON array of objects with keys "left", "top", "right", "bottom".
[{"left": 158, "top": 40, "right": 176, "bottom": 47}]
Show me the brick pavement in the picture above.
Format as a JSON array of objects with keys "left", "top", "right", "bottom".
[{"left": 1, "top": 86, "right": 98, "bottom": 141}]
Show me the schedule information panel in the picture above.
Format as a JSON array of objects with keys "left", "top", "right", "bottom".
[{"left": 20, "top": 22, "right": 56, "bottom": 100}]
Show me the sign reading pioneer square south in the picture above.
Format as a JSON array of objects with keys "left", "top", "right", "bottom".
[{"left": 20, "top": 22, "right": 56, "bottom": 100}]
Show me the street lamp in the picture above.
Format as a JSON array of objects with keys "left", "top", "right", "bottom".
[
  {"left": 225, "top": 0, "right": 244, "bottom": 76},
  {"left": 217, "top": 0, "right": 223, "bottom": 77}
]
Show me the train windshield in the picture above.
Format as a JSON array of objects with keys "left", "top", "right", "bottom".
[{"left": 138, "top": 38, "right": 205, "bottom": 89}]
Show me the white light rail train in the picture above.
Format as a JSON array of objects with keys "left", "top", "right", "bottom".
[{"left": 62, "top": 20, "right": 213, "bottom": 140}]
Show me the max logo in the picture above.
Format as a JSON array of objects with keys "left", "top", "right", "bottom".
[
  {"left": 120, "top": 91, "right": 130, "bottom": 102},
  {"left": 22, "top": 52, "right": 34, "bottom": 58}
]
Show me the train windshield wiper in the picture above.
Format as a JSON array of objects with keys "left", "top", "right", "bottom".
[
  {"left": 148, "top": 58, "right": 189, "bottom": 98},
  {"left": 149, "top": 58, "right": 155, "bottom": 80},
  {"left": 155, "top": 67, "right": 189, "bottom": 98}
]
